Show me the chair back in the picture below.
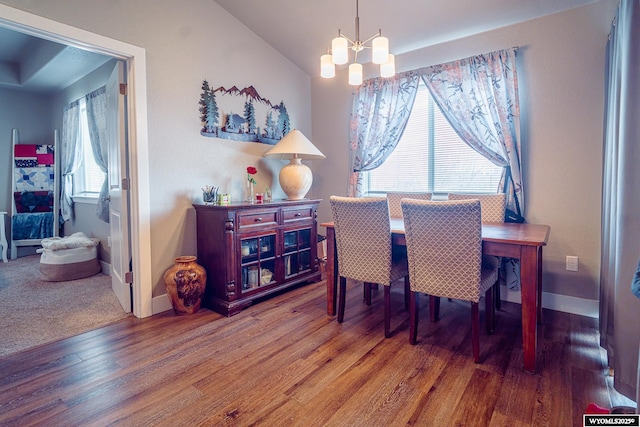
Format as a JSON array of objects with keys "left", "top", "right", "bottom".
[
  {"left": 329, "top": 196, "right": 393, "bottom": 285},
  {"left": 386, "top": 192, "right": 432, "bottom": 218},
  {"left": 401, "top": 199, "right": 483, "bottom": 302},
  {"left": 447, "top": 193, "right": 506, "bottom": 223}
]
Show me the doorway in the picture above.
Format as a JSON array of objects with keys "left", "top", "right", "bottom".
[{"left": 0, "top": 3, "right": 153, "bottom": 318}]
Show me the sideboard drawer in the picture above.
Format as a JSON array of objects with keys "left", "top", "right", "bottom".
[
  {"left": 237, "top": 210, "right": 278, "bottom": 229},
  {"left": 282, "top": 206, "right": 314, "bottom": 223}
]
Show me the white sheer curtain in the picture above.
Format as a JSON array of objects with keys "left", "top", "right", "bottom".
[
  {"left": 418, "top": 48, "right": 522, "bottom": 218},
  {"left": 348, "top": 71, "right": 420, "bottom": 196},
  {"left": 600, "top": 0, "right": 640, "bottom": 401},
  {"left": 85, "top": 86, "right": 109, "bottom": 223},
  {"left": 60, "top": 100, "right": 81, "bottom": 222}
]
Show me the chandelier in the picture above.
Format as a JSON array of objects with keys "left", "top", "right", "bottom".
[{"left": 320, "top": 0, "right": 395, "bottom": 85}]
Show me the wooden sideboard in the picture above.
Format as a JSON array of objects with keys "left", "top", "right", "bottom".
[{"left": 194, "top": 199, "right": 321, "bottom": 316}]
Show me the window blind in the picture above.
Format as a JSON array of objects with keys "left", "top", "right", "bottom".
[{"left": 368, "top": 81, "right": 502, "bottom": 194}]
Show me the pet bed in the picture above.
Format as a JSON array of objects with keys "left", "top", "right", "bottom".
[{"left": 38, "top": 232, "right": 101, "bottom": 282}]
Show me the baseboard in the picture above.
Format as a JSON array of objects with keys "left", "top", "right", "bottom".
[
  {"left": 152, "top": 294, "right": 173, "bottom": 314},
  {"left": 500, "top": 284, "right": 599, "bottom": 318},
  {"left": 150, "top": 287, "right": 600, "bottom": 318},
  {"left": 100, "top": 260, "right": 110, "bottom": 275},
  {"left": 98, "top": 263, "right": 171, "bottom": 315}
]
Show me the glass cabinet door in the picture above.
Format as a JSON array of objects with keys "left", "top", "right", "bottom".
[
  {"left": 240, "top": 234, "right": 276, "bottom": 291},
  {"left": 283, "top": 228, "right": 312, "bottom": 279}
]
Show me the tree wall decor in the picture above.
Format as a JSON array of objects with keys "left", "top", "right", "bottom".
[{"left": 199, "top": 80, "right": 290, "bottom": 145}]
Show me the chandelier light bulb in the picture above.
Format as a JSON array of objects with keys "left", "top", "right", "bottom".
[
  {"left": 332, "top": 37, "right": 348, "bottom": 65},
  {"left": 380, "top": 54, "right": 395, "bottom": 78},
  {"left": 349, "top": 63, "right": 363, "bottom": 86},
  {"left": 372, "top": 36, "right": 389, "bottom": 64},
  {"left": 321, "top": 54, "right": 336, "bottom": 78}
]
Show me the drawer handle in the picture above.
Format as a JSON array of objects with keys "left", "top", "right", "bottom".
[
  {"left": 254, "top": 217, "right": 263, "bottom": 222},
  {"left": 295, "top": 213, "right": 302, "bottom": 217}
]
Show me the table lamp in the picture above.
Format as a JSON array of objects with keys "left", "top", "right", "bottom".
[{"left": 263, "top": 129, "right": 325, "bottom": 200}]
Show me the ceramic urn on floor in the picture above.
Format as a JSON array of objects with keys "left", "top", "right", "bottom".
[{"left": 163, "top": 256, "right": 207, "bottom": 315}]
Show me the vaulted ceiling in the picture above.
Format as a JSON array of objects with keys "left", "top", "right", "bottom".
[
  {"left": 213, "top": 0, "right": 598, "bottom": 77},
  {"left": 0, "top": 1, "right": 598, "bottom": 94}
]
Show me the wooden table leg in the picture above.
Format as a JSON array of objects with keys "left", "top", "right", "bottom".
[
  {"left": 537, "top": 246, "right": 544, "bottom": 325},
  {"left": 520, "top": 245, "right": 539, "bottom": 373},
  {"left": 325, "top": 227, "right": 337, "bottom": 316}
]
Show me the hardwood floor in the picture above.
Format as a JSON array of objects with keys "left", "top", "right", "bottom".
[{"left": 0, "top": 279, "right": 632, "bottom": 426}]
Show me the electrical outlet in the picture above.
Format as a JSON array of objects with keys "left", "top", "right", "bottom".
[{"left": 566, "top": 256, "right": 579, "bottom": 272}]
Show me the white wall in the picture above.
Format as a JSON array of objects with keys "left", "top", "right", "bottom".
[
  {"left": 0, "top": 0, "right": 312, "bottom": 298},
  {"left": 311, "top": 1, "right": 618, "bottom": 303}
]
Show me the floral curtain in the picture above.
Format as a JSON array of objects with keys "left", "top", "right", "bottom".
[
  {"left": 347, "top": 71, "right": 420, "bottom": 196},
  {"left": 60, "top": 100, "right": 81, "bottom": 222},
  {"left": 85, "top": 86, "right": 110, "bottom": 223},
  {"left": 600, "top": 0, "right": 640, "bottom": 401},
  {"left": 418, "top": 48, "right": 523, "bottom": 217}
]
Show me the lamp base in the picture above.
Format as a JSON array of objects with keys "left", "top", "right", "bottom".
[{"left": 279, "top": 157, "right": 312, "bottom": 200}]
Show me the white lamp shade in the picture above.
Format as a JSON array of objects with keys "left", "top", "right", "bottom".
[
  {"left": 372, "top": 36, "right": 389, "bottom": 64},
  {"left": 332, "top": 36, "right": 348, "bottom": 65},
  {"left": 348, "top": 63, "right": 363, "bottom": 86},
  {"left": 380, "top": 53, "right": 395, "bottom": 78},
  {"left": 320, "top": 54, "right": 335, "bottom": 78},
  {"left": 263, "top": 129, "right": 326, "bottom": 160}
]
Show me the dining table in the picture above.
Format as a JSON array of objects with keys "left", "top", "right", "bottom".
[{"left": 320, "top": 219, "right": 550, "bottom": 374}]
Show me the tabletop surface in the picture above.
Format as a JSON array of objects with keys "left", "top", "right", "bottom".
[{"left": 321, "top": 219, "right": 550, "bottom": 247}]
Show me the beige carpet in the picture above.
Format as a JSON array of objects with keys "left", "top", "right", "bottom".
[{"left": 0, "top": 254, "right": 132, "bottom": 357}]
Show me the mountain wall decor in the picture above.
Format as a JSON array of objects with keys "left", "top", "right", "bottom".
[{"left": 199, "top": 80, "right": 290, "bottom": 145}]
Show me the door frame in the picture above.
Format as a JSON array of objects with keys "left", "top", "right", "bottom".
[{"left": 0, "top": 4, "right": 153, "bottom": 317}]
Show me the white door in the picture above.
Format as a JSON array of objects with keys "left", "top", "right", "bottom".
[{"left": 107, "top": 61, "right": 132, "bottom": 312}]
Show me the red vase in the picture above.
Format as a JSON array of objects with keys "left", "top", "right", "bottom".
[{"left": 163, "top": 256, "right": 207, "bottom": 315}]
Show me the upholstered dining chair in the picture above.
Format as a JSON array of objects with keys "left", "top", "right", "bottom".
[
  {"left": 446, "top": 193, "right": 507, "bottom": 223},
  {"left": 329, "top": 196, "right": 410, "bottom": 338},
  {"left": 386, "top": 192, "right": 432, "bottom": 218},
  {"left": 447, "top": 193, "right": 507, "bottom": 309},
  {"left": 401, "top": 199, "right": 499, "bottom": 363}
]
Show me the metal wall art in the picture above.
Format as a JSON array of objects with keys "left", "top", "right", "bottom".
[{"left": 199, "top": 80, "right": 291, "bottom": 145}]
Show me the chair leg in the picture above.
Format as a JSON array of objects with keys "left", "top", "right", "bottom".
[
  {"left": 429, "top": 296, "right": 440, "bottom": 322},
  {"left": 384, "top": 285, "right": 391, "bottom": 338},
  {"left": 364, "top": 282, "right": 372, "bottom": 306},
  {"left": 496, "top": 260, "right": 504, "bottom": 310},
  {"left": 404, "top": 276, "right": 410, "bottom": 310},
  {"left": 485, "top": 285, "right": 496, "bottom": 335},
  {"left": 471, "top": 302, "right": 480, "bottom": 363},
  {"left": 409, "top": 291, "right": 419, "bottom": 344},
  {"left": 338, "top": 276, "right": 347, "bottom": 323}
]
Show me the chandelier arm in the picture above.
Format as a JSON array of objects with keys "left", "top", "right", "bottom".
[
  {"left": 361, "top": 30, "right": 382, "bottom": 46},
  {"left": 340, "top": 33, "right": 357, "bottom": 46}
]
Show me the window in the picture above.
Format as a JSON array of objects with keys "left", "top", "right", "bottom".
[
  {"left": 74, "top": 100, "right": 106, "bottom": 197},
  {"left": 366, "top": 80, "right": 503, "bottom": 194}
]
